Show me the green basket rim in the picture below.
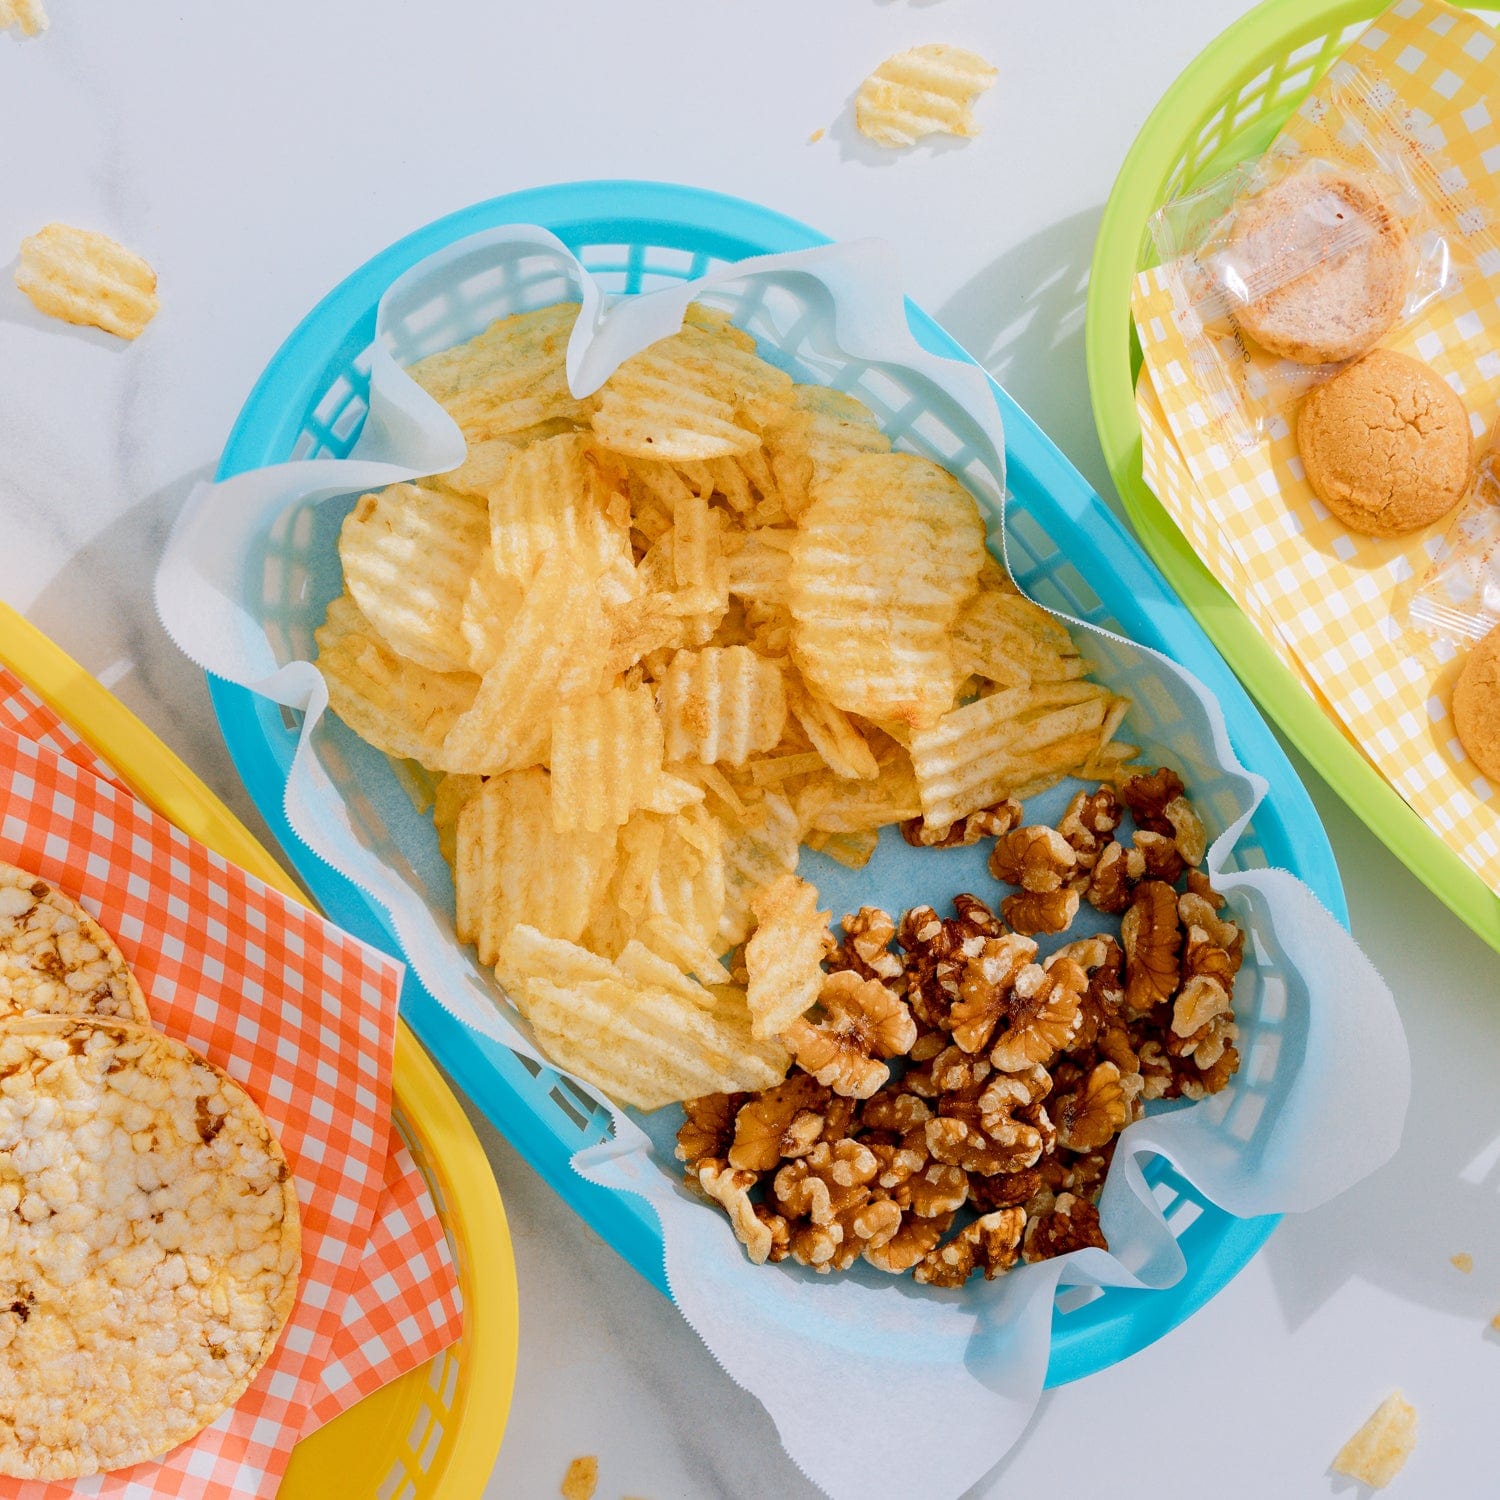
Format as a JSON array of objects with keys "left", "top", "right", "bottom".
[{"left": 1085, "top": 0, "right": 1500, "bottom": 956}]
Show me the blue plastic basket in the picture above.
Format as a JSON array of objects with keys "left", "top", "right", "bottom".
[{"left": 205, "top": 179, "right": 1347, "bottom": 1388}]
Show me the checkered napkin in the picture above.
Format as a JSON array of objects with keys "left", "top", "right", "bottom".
[
  {"left": 0, "top": 675, "right": 458, "bottom": 1497},
  {"left": 0, "top": 666, "right": 465, "bottom": 1447},
  {"left": 1131, "top": 0, "right": 1500, "bottom": 895}
]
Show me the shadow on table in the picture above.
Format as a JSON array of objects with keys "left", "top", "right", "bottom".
[
  {"left": 932, "top": 205, "right": 1117, "bottom": 508},
  {"left": 1256, "top": 797, "right": 1500, "bottom": 1342},
  {"left": 22, "top": 464, "right": 280, "bottom": 856}
]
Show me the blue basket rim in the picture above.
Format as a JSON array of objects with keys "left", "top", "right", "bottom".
[{"left": 206, "top": 177, "right": 1348, "bottom": 1389}]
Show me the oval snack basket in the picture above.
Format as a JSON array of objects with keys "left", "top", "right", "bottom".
[
  {"left": 1087, "top": 0, "right": 1500, "bottom": 956},
  {"left": 0, "top": 602, "right": 517, "bottom": 1500},
  {"left": 202, "top": 180, "right": 1351, "bottom": 1385}
]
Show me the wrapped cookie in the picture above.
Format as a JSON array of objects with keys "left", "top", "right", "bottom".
[{"left": 1149, "top": 57, "right": 1492, "bottom": 451}]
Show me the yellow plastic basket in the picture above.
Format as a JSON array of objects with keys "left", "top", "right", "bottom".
[{"left": 0, "top": 601, "right": 518, "bottom": 1499}]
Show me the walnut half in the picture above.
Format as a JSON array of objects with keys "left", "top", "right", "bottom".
[{"left": 782, "top": 970, "right": 918, "bottom": 1098}]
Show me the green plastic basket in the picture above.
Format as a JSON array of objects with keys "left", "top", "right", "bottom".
[{"left": 1086, "top": 0, "right": 1500, "bottom": 957}]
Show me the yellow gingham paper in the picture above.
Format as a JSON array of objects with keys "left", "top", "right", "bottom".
[{"left": 1133, "top": 0, "right": 1500, "bottom": 894}]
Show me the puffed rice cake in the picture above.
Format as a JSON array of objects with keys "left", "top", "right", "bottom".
[
  {"left": 0, "top": 1016, "right": 301, "bottom": 1479},
  {"left": 0, "top": 861, "right": 149, "bottom": 1024}
]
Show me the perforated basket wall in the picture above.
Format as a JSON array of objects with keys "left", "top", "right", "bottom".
[{"left": 211, "top": 182, "right": 1346, "bottom": 1388}]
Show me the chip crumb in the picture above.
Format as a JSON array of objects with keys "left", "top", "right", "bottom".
[
  {"left": 0, "top": 0, "right": 48, "bottom": 37},
  {"left": 561, "top": 1455, "right": 598, "bottom": 1500},
  {"left": 1331, "top": 1392, "right": 1417, "bottom": 1489},
  {"left": 808, "top": 128, "right": 825, "bottom": 144},
  {"left": 1452, "top": 1252, "right": 1473, "bottom": 1274},
  {"left": 1490, "top": 1310, "right": 1500, "bottom": 1333}
]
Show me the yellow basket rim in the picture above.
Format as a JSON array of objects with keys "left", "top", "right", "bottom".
[{"left": 0, "top": 600, "right": 518, "bottom": 1498}]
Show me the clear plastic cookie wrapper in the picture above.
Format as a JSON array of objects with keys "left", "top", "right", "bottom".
[{"left": 1148, "top": 54, "right": 1488, "bottom": 451}]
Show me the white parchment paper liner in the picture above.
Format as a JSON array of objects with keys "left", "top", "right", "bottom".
[{"left": 156, "top": 227, "right": 1409, "bottom": 1500}]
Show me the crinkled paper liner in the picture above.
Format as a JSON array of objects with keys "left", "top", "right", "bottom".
[{"left": 155, "top": 228, "right": 1410, "bottom": 1500}]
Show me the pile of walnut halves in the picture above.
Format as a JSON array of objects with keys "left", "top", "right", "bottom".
[{"left": 676, "top": 767, "right": 1247, "bottom": 1287}]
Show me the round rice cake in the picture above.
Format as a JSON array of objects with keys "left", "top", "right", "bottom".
[
  {"left": 0, "top": 1017, "right": 301, "bottom": 1479},
  {"left": 1228, "top": 170, "right": 1410, "bottom": 365},
  {"left": 0, "top": 862, "right": 149, "bottom": 1024}
]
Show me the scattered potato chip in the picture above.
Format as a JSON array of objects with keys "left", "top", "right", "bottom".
[
  {"left": 788, "top": 451, "right": 986, "bottom": 728},
  {"left": 487, "top": 433, "right": 634, "bottom": 590},
  {"left": 496, "top": 925, "right": 787, "bottom": 1110},
  {"left": 745, "top": 873, "right": 830, "bottom": 1040},
  {"left": 338, "top": 484, "right": 488, "bottom": 672},
  {"left": 0, "top": 0, "right": 47, "bottom": 35},
  {"left": 854, "top": 44, "right": 998, "bottom": 149},
  {"left": 551, "top": 681, "right": 699, "bottom": 832},
  {"left": 591, "top": 317, "right": 793, "bottom": 461},
  {"left": 1451, "top": 1252, "right": 1473, "bottom": 1274},
  {"left": 315, "top": 599, "right": 479, "bottom": 768},
  {"left": 560, "top": 1455, "right": 598, "bottom": 1500},
  {"left": 604, "top": 591, "right": 693, "bottom": 676},
  {"left": 438, "top": 547, "right": 609, "bottom": 773},
  {"left": 406, "top": 304, "right": 592, "bottom": 441},
  {"left": 909, "top": 681, "right": 1113, "bottom": 827},
  {"left": 720, "top": 792, "right": 802, "bottom": 947},
  {"left": 1331, "top": 1392, "right": 1417, "bottom": 1489},
  {"left": 15, "top": 223, "right": 158, "bottom": 339},
  {"left": 659, "top": 646, "right": 787, "bottom": 767},
  {"left": 453, "top": 770, "right": 617, "bottom": 964}
]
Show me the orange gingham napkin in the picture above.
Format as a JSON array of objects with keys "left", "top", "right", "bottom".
[{"left": 0, "top": 669, "right": 465, "bottom": 1440}]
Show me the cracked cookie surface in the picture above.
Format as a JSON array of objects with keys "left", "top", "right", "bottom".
[{"left": 1297, "top": 348, "right": 1473, "bottom": 537}]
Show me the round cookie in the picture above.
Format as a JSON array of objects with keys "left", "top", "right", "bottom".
[
  {"left": 1454, "top": 625, "right": 1500, "bottom": 784},
  {"left": 1228, "top": 171, "right": 1410, "bottom": 365},
  {"left": 1296, "top": 349, "right": 1473, "bottom": 537},
  {"left": 0, "top": 1017, "right": 301, "bottom": 1480},
  {"left": 0, "top": 862, "right": 150, "bottom": 1024}
]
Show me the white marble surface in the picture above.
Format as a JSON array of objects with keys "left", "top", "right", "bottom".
[{"left": 2, "top": 2, "right": 1498, "bottom": 1496}]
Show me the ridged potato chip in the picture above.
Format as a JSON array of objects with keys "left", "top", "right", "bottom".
[
  {"left": 339, "top": 483, "right": 488, "bottom": 672},
  {"left": 551, "top": 681, "right": 699, "bottom": 832},
  {"left": 720, "top": 792, "right": 801, "bottom": 947},
  {"left": 727, "top": 528, "right": 794, "bottom": 605},
  {"left": 487, "top": 433, "right": 633, "bottom": 588},
  {"left": 855, "top": 44, "right": 998, "bottom": 149},
  {"left": 591, "top": 317, "right": 793, "bottom": 462},
  {"left": 439, "top": 547, "right": 609, "bottom": 774},
  {"left": 953, "top": 584, "right": 1086, "bottom": 687},
  {"left": 453, "top": 769, "right": 617, "bottom": 964},
  {"left": 788, "top": 451, "right": 986, "bottom": 728},
  {"left": 785, "top": 675, "right": 879, "bottom": 780},
  {"left": 406, "top": 303, "right": 592, "bottom": 441},
  {"left": 432, "top": 773, "right": 482, "bottom": 868},
  {"left": 764, "top": 385, "right": 891, "bottom": 518},
  {"left": 459, "top": 549, "right": 525, "bottom": 673},
  {"left": 795, "top": 744, "right": 921, "bottom": 833},
  {"left": 909, "top": 681, "right": 1114, "bottom": 827},
  {"left": 745, "top": 873, "right": 829, "bottom": 1040},
  {"left": 658, "top": 646, "right": 787, "bottom": 767},
  {"left": 15, "top": 223, "right": 158, "bottom": 340},
  {"left": 315, "top": 601, "right": 479, "bottom": 769},
  {"left": 495, "top": 925, "right": 786, "bottom": 1110}
]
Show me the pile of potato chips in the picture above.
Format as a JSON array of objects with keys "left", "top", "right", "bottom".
[{"left": 315, "top": 300, "right": 1132, "bottom": 1109}]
